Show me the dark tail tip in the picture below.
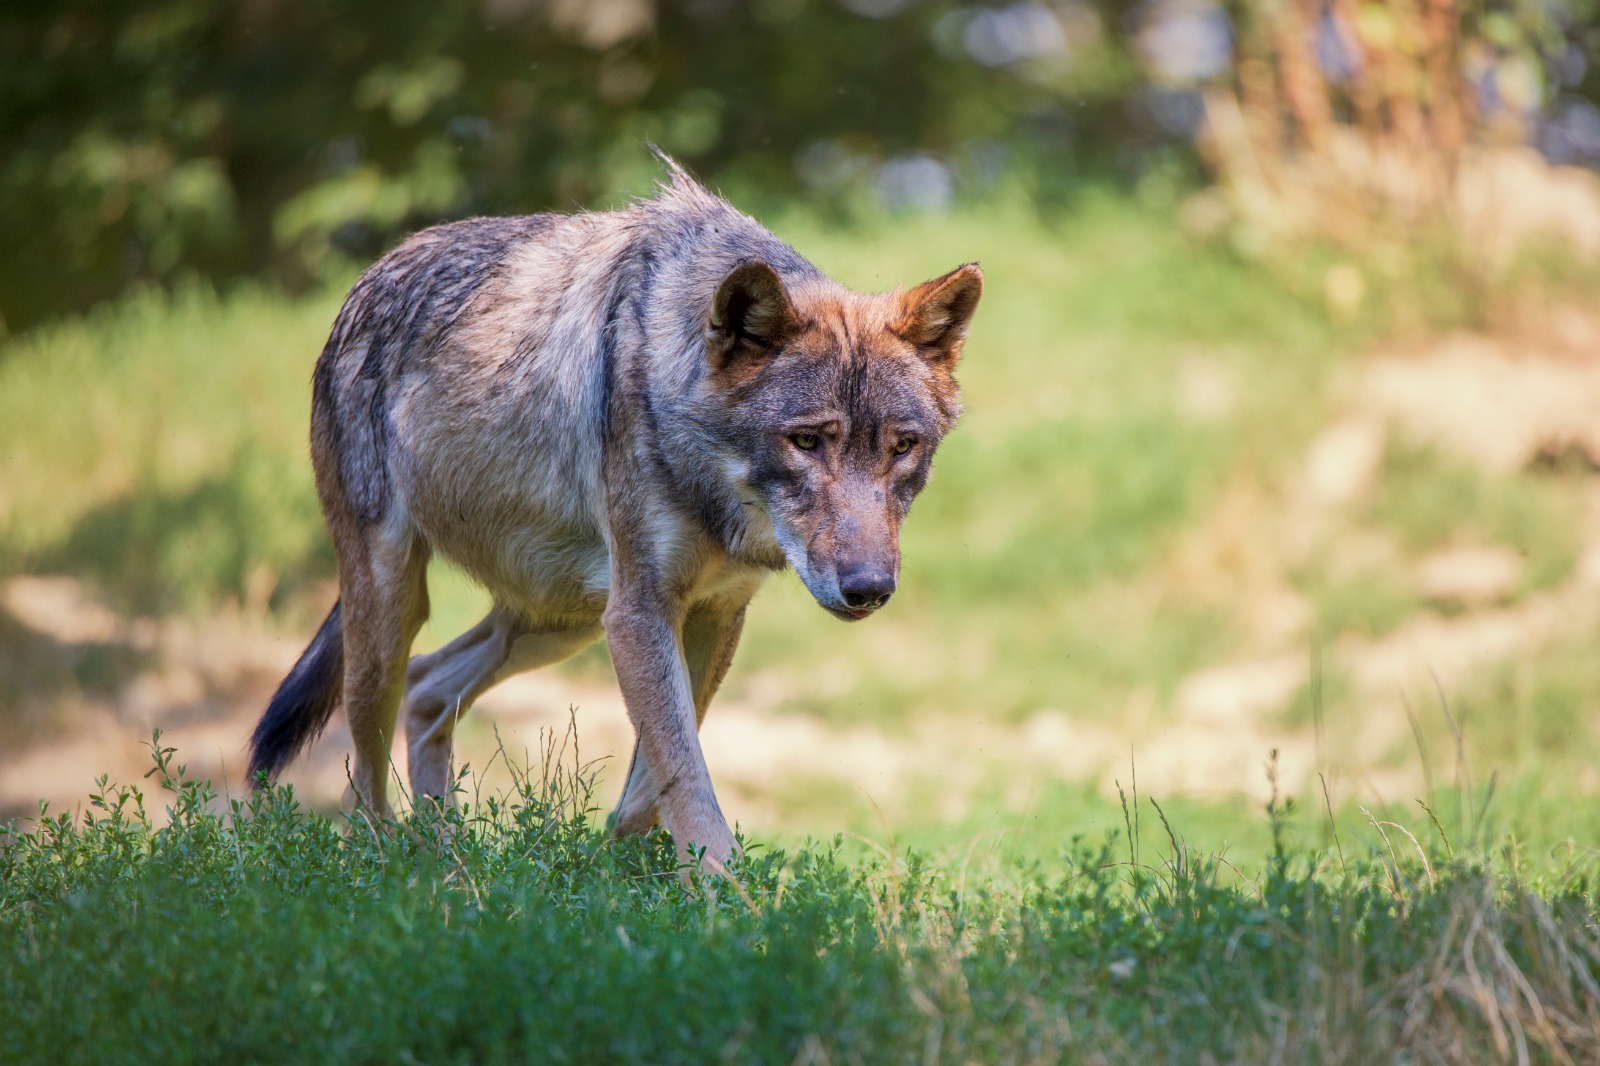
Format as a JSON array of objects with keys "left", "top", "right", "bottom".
[{"left": 248, "top": 601, "right": 344, "bottom": 786}]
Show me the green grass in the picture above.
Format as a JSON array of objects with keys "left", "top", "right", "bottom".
[{"left": 4, "top": 740, "right": 1599, "bottom": 1064}]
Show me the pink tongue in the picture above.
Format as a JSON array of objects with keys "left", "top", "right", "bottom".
[{"left": 847, "top": 608, "right": 871, "bottom": 618}]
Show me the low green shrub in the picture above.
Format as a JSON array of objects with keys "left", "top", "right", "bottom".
[{"left": 4, "top": 735, "right": 1597, "bottom": 1064}]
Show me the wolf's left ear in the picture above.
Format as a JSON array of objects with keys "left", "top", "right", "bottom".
[
  {"left": 895, "top": 263, "right": 983, "bottom": 369},
  {"left": 707, "top": 261, "right": 799, "bottom": 371}
]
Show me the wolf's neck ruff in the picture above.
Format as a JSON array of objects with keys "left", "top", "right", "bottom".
[{"left": 248, "top": 152, "right": 982, "bottom": 869}]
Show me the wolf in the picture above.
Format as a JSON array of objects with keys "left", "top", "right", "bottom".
[{"left": 247, "top": 155, "right": 982, "bottom": 867}]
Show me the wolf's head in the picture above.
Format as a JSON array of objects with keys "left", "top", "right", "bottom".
[{"left": 703, "top": 259, "right": 982, "bottom": 621}]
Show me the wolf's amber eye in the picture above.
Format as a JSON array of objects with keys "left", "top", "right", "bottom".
[
  {"left": 893, "top": 437, "right": 915, "bottom": 456},
  {"left": 791, "top": 432, "right": 821, "bottom": 451}
]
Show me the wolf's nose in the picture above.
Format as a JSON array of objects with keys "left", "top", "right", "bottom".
[{"left": 839, "top": 568, "right": 896, "bottom": 610}]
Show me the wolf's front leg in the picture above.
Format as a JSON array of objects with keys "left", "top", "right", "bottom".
[
  {"left": 603, "top": 592, "right": 738, "bottom": 867},
  {"left": 609, "top": 597, "right": 750, "bottom": 835}
]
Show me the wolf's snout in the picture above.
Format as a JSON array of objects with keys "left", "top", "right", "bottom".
[{"left": 838, "top": 565, "right": 896, "bottom": 610}]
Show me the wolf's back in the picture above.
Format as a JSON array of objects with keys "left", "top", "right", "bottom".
[{"left": 306, "top": 215, "right": 559, "bottom": 529}]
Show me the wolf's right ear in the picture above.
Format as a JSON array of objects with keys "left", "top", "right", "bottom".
[
  {"left": 706, "top": 261, "right": 798, "bottom": 370},
  {"left": 895, "top": 263, "right": 983, "bottom": 370}
]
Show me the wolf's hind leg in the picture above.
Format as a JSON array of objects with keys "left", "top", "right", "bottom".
[
  {"left": 340, "top": 532, "right": 430, "bottom": 821},
  {"left": 610, "top": 600, "right": 749, "bottom": 836},
  {"left": 404, "top": 606, "right": 601, "bottom": 802}
]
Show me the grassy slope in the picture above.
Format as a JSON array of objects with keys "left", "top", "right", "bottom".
[
  {"left": 0, "top": 282, "right": 344, "bottom": 620},
  {"left": 3, "top": 191, "right": 1599, "bottom": 868}
]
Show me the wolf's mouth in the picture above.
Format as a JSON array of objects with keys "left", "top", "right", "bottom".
[{"left": 829, "top": 605, "right": 876, "bottom": 622}]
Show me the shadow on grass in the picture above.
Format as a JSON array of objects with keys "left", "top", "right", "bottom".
[
  {"left": 0, "top": 605, "right": 151, "bottom": 748},
  {"left": 32, "top": 451, "right": 332, "bottom": 618}
]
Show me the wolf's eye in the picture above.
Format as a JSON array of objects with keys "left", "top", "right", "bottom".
[
  {"left": 791, "top": 432, "right": 821, "bottom": 451},
  {"left": 893, "top": 437, "right": 916, "bottom": 456}
]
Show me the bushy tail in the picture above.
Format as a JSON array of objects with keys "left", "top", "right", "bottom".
[{"left": 248, "top": 601, "right": 345, "bottom": 786}]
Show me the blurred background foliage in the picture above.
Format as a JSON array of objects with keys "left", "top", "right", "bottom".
[{"left": 3, "top": 0, "right": 1598, "bottom": 335}]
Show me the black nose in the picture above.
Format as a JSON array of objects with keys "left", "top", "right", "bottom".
[{"left": 839, "top": 567, "right": 896, "bottom": 610}]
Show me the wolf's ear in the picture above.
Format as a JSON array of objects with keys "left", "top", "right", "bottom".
[
  {"left": 895, "top": 263, "right": 983, "bottom": 369},
  {"left": 707, "top": 261, "right": 799, "bottom": 370}
]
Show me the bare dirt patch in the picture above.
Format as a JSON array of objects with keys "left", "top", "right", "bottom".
[{"left": 1359, "top": 312, "right": 1600, "bottom": 474}]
